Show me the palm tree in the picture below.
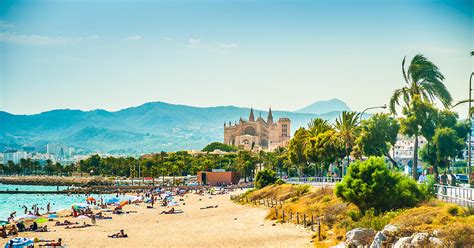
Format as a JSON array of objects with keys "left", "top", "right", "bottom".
[
  {"left": 389, "top": 54, "right": 452, "bottom": 114},
  {"left": 335, "top": 111, "right": 360, "bottom": 176},
  {"left": 307, "top": 118, "right": 333, "bottom": 135}
]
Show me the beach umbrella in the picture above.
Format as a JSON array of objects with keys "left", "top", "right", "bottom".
[
  {"left": 3, "top": 237, "right": 34, "bottom": 248},
  {"left": 167, "top": 201, "right": 178, "bottom": 206},
  {"left": 35, "top": 217, "right": 48, "bottom": 224},
  {"left": 47, "top": 214, "right": 58, "bottom": 219},
  {"left": 105, "top": 197, "right": 120, "bottom": 204},
  {"left": 76, "top": 215, "right": 90, "bottom": 220},
  {"left": 18, "top": 214, "right": 38, "bottom": 220},
  {"left": 86, "top": 196, "right": 96, "bottom": 201}
]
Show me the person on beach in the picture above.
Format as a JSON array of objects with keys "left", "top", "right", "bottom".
[
  {"left": 160, "top": 207, "right": 176, "bottom": 214},
  {"left": 108, "top": 230, "right": 128, "bottom": 238},
  {"left": 30, "top": 222, "right": 38, "bottom": 231},
  {"left": 47, "top": 203, "right": 51, "bottom": 213},
  {"left": 1, "top": 225, "right": 7, "bottom": 238},
  {"left": 22, "top": 205, "right": 28, "bottom": 214},
  {"left": 39, "top": 238, "right": 62, "bottom": 247}
]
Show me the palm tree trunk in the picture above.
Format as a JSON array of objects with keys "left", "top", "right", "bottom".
[{"left": 413, "top": 135, "right": 419, "bottom": 179}]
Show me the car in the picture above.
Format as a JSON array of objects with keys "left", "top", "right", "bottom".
[{"left": 455, "top": 174, "right": 469, "bottom": 184}]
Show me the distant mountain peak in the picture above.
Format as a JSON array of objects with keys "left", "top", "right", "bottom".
[{"left": 295, "top": 98, "right": 351, "bottom": 115}]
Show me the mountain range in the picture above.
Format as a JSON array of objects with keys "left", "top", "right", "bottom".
[{"left": 0, "top": 99, "right": 351, "bottom": 154}]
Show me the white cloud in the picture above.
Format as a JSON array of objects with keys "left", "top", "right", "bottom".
[
  {"left": 187, "top": 38, "right": 201, "bottom": 48},
  {"left": 0, "top": 21, "right": 15, "bottom": 29},
  {"left": 186, "top": 38, "right": 239, "bottom": 53},
  {"left": 125, "top": 35, "right": 142, "bottom": 41},
  {"left": 0, "top": 32, "right": 99, "bottom": 46}
]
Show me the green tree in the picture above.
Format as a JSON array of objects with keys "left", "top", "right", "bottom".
[
  {"left": 255, "top": 169, "right": 278, "bottom": 189},
  {"left": 400, "top": 96, "right": 438, "bottom": 179},
  {"left": 44, "top": 159, "right": 55, "bottom": 175},
  {"left": 202, "top": 142, "right": 238, "bottom": 152},
  {"left": 335, "top": 157, "right": 427, "bottom": 213},
  {"left": 389, "top": 54, "right": 452, "bottom": 114},
  {"left": 288, "top": 128, "right": 309, "bottom": 177},
  {"left": 354, "top": 114, "right": 400, "bottom": 167},
  {"left": 335, "top": 111, "right": 360, "bottom": 176}
]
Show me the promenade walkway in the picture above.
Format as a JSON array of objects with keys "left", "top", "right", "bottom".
[{"left": 285, "top": 177, "right": 474, "bottom": 207}]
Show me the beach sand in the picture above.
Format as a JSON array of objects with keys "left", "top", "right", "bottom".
[{"left": 1, "top": 190, "right": 312, "bottom": 247}]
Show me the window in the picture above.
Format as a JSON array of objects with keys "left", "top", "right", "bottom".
[{"left": 281, "top": 124, "right": 288, "bottom": 137}]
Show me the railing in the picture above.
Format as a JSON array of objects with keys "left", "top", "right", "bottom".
[
  {"left": 285, "top": 177, "right": 342, "bottom": 186},
  {"left": 433, "top": 184, "right": 474, "bottom": 207}
]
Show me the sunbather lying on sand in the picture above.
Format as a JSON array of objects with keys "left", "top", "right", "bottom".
[
  {"left": 65, "top": 222, "right": 91, "bottom": 229},
  {"left": 35, "top": 225, "right": 49, "bottom": 232},
  {"left": 55, "top": 220, "right": 78, "bottom": 226},
  {"left": 160, "top": 207, "right": 183, "bottom": 214},
  {"left": 200, "top": 205, "right": 218, "bottom": 210},
  {"left": 108, "top": 229, "right": 128, "bottom": 238},
  {"left": 39, "top": 238, "right": 62, "bottom": 247}
]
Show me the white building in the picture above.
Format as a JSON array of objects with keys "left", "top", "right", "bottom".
[
  {"left": 390, "top": 134, "right": 427, "bottom": 160},
  {"left": 2, "top": 150, "right": 28, "bottom": 164}
]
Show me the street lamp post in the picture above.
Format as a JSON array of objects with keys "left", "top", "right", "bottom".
[
  {"left": 359, "top": 104, "right": 387, "bottom": 122},
  {"left": 469, "top": 72, "right": 473, "bottom": 184}
]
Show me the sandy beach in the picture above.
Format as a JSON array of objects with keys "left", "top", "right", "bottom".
[{"left": 1, "top": 190, "right": 312, "bottom": 248}]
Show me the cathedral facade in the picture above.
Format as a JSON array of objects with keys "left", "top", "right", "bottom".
[{"left": 224, "top": 108, "right": 291, "bottom": 151}]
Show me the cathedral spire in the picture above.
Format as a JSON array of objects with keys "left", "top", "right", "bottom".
[
  {"left": 267, "top": 107, "right": 273, "bottom": 124},
  {"left": 249, "top": 108, "right": 255, "bottom": 122}
]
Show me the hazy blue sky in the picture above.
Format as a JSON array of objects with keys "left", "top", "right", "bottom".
[{"left": 0, "top": 0, "right": 472, "bottom": 116}]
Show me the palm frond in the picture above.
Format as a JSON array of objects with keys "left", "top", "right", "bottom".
[
  {"left": 389, "top": 88, "right": 404, "bottom": 114},
  {"left": 402, "top": 56, "right": 410, "bottom": 85}
]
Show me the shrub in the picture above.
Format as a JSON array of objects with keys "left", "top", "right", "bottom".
[
  {"left": 335, "top": 157, "right": 427, "bottom": 213},
  {"left": 447, "top": 206, "right": 459, "bottom": 216},
  {"left": 254, "top": 169, "right": 278, "bottom": 189},
  {"left": 295, "top": 184, "right": 311, "bottom": 196},
  {"left": 275, "top": 178, "right": 285, "bottom": 185}
]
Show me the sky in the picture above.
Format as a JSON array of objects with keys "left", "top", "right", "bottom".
[{"left": 0, "top": 0, "right": 473, "bottom": 117}]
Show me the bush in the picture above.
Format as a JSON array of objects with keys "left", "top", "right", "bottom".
[
  {"left": 275, "top": 178, "right": 285, "bottom": 185},
  {"left": 335, "top": 157, "right": 427, "bottom": 213},
  {"left": 254, "top": 169, "right": 278, "bottom": 189},
  {"left": 343, "top": 209, "right": 400, "bottom": 231}
]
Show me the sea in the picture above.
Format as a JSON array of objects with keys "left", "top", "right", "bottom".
[{"left": 0, "top": 184, "right": 121, "bottom": 220}]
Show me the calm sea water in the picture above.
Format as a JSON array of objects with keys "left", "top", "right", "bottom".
[{"left": 0, "top": 184, "right": 123, "bottom": 220}]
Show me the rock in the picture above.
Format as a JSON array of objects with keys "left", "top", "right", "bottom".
[
  {"left": 382, "top": 224, "right": 400, "bottom": 237},
  {"left": 393, "top": 237, "right": 413, "bottom": 248},
  {"left": 411, "top": 233, "right": 429, "bottom": 245},
  {"left": 429, "top": 237, "right": 443, "bottom": 247},
  {"left": 346, "top": 228, "right": 376, "bottom": 246},
  {"left": 370, "top": 231, "right": 387, "bottom": 248}
]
